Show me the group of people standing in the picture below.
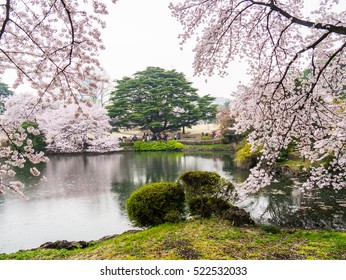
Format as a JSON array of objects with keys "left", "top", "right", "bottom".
[
  {"left": 117, "top": 132, "right": 182, "bottom": 142},
  {"left": 139, "top": 132, "right": 181, "bottom": 142},
  {"left": 202, "top": 131, "right": 220, "bottom": 138}
]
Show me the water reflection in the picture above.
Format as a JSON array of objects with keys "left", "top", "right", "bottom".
[
  {"left": 111, "top": 152, "right": 241, "bottom": 210},
  {"left": 0, "top": 152, "right": 345, "bottom": 254},
  {"left": 238, "top": 180, "right": 346, "bottom": 230}
]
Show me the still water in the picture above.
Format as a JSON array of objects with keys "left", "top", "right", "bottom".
[{"left": 0, "top": 152, "right": 345, "bottom": 253}]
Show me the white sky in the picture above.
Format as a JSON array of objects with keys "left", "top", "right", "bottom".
[{"left": 98, "top": 0, "right": 249, "bottom": 98}]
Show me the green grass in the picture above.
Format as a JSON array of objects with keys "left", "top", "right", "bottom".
[
  {"left": 183, "top": 144, "right": 231, "bottom": 151},
  {"left": 119, "top": 142, "right": 232, "bottom": 152},
  {"left": 1, "top": 219, "right": 345, "bottom": 260},
  {"left": 133, "top": 140, "right": 184, "bottom": 151},
  {"left": 275, "top": 158, "right": 310, "bottom": 169}
]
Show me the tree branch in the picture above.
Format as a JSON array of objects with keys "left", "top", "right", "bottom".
[
  {"left": 272, "top": 31, "right": 332, "bottom": 97},
  {"left": 0, "top": 0, "right": 10, "bottom": 40},
  {"left": 251, "top": 0, "right": 346, "bottom": 35},
  {"left": 59, "top": 0, "right": 75, "bottom": 69}
]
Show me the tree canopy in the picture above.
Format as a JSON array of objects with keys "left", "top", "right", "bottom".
[
  {"left": 107, "top": 67, "right": 217, "bottom": 134},
  {"left": 0, "top": 0, "right": 117, "bottom": 99},
  {"left": 170, "top": 0, "right": 346, "bottom": 192},
  {"left": 0, "top": 0, "right": 118, "bottom": 196},
  {"left": 1, "top": 92, "right": 120, "bottom": 155}
]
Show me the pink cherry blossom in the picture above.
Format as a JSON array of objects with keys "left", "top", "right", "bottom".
[
  {"left": 171, "top": 0, "right": 346, "bottom": 192},
  {"left": 0, "top": 1, "right": 118, "bottom": 196}
]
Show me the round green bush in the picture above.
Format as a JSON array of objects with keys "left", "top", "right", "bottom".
[
  {"left": 126, "top": 181, "right": 185, "bottom": 227},
  {"left": 188, "top": 196, "right": 232, "bottom": 218},
  {"left": 177, "top": 171, "right": 236, "bottom": 217},
  {"left": 177, "top": 171, "right": 235, "bottom": 200},
  {"left": 133, "top": 140, "right": 184, "bottom": 151}
]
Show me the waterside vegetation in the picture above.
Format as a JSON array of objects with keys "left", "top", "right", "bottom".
[{"left": 1, "top": 219, "right": 345, "bottom": 260}]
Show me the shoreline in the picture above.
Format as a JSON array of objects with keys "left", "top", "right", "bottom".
[{"left": 1, "top": 219, "right": 345, "bottom": 260}]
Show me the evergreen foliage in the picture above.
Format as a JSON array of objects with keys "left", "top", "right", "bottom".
[
  {"left": 126, "top": 182, "right": 185, "bottom": 227},
  {"left": 12, "top": 121, "right": 47, "bottom": 153},
  {"left": 188, "top": 195, "right": 232, "bottom": 218},
  {"left": 0, "top": 81, "right": 14, "bottom": 114},
  {"left": 107, "top": 67, "right": 217, "bottom": 134},
  {"left": 177, "top": 171, "right": 236, "bottom": 217}
]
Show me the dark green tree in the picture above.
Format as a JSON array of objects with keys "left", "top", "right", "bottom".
[
  {"left": 11, "top": 121, "right": 47, "bottom": 153},
  {"left": 107, "top": 67, "right": 217, "bottom": 134},
  {"left": 0, "top": 80, "right": 14, "bottom": 114}
]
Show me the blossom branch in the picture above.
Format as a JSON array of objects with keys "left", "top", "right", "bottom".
[{"left": 251, "top": 0, "right": 346, "bottom": 35}]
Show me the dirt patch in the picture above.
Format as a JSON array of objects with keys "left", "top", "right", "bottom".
[{"left": 162, "top": 238, "right": 200, "bottom": 260}]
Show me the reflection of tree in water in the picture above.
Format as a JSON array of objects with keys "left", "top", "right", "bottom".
[
  {"left": 110, "top": 152, "right": 345, "bottom": 230},
  {"left": 242, "top": 179, "right": 346, "bottom": 230},
  {"left": 273, "top": 187, "right": 345, "bottom": 230},
  {"left": 11, "top": 161, "right": 47, "bottom": 186},
  {"left": 219, "top": 153, "right": 249, "bottom": 183},
  {"left": 111, "top": 152, "right": 237, "bottom": 210},
  {"left": 111, "top": 152, "right": 185, "bottom": 210}
]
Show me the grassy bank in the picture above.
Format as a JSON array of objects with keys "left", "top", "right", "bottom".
[
  {"left": 119, "top": 141, "right": 232, "bottom": 152},
  {"left": 1, "top": 219, "right": 345, "bottom": 260},
  {"left": 183, "top": 143, "right": 232, "bottom": 152}
]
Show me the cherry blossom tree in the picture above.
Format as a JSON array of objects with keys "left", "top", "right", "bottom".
[
  {"left": 0, "top": 0, "right": 118, "bottom": 195},
  {"left": 1, "top": 92, "right": 120, "bottom": 154},
  {"left": 38, "top": 103, "right": 121, "bottom": 153},
  {"left": 0, "top": 0, "right": 117, "bottom": 100},
  {"left": 0, "top": 91, "right": 120, "bottom": 193},
  {"left": 0, "top": 92, "right": 49, "bottom": 195},
  {"left": 170, "top": 0, "right": 346, "bottom": 193},
  {"left": 0, "top": 92, "right": 50, "bottom": 128},
  {"left": 79, "top": 70, "right": 114, "bottom": 107}
]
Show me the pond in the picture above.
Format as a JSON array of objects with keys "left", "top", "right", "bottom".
[{"left": 0, "top": 152, "right": 345, "bottom": 254}]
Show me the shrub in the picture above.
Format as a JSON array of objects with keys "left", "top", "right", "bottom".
[
  {"left": 133, "top": 140, "right": 184, "bottom": 151},
  {"left": 234, "top": 141, "right": 260, "bottom": 169},
  {"left": 166, "top": 140, "right": 184, "bottom": 151},
  {"left": 220, "top": 137, "right": 231, "bottom": 144},
  {"left": 126, "top": 182, "right": 185, "bottom": 227},
  {"left": 177, "top": 171, "right": 236, "bottom": 217},
  {"left": 201, "top": 136, "right": 212, "bottom": 140},
  {"left": 188, "top": 196, "right": 232, "bottom": 218},
  {"left": 177, "top": 171, "right": 235, "bottom": 199}
]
